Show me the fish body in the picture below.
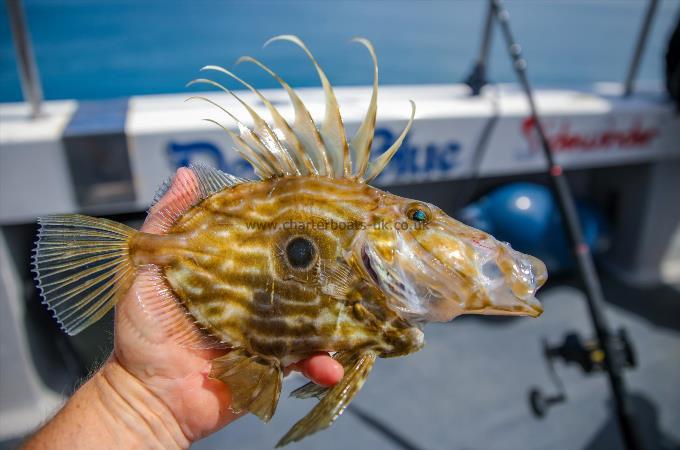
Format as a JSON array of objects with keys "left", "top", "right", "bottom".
[
  {"left": 132, "top": 176, "right": 424, "bottom": 362},
  {"left": 32, "top": 36, "right": 547, "bottom": 447}
]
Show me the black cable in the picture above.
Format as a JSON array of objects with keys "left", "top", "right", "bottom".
[
  {"left": 490, "top": 1, "right": 643, "bottom": 449},
  {"left": 452, "top": 86, "right": 500, "bottom": 209},
  {"left": 348, "top": 404, "right": 425, "bottom": 450}
]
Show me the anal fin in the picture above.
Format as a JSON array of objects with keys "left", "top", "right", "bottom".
[
  {"left": 277, "top": 351, "right": 376, "bottom": 447},
  {"left": 210, "top": 349, "right": 282, "bottom": 422}
]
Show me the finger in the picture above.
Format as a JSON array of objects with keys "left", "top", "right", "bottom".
[
  {"left": 143, "top": 167, "right": 199, "bottom": 234},
  {"left": 118, "top": 167, "right": 201, "bottom": 345},
  {"left": 296, "top": 353, "right": 344, "bottom": 387}
]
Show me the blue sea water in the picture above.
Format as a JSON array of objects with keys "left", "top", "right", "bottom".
[{"left": 1, "top": 0, "right": 679, "bottom": 103}]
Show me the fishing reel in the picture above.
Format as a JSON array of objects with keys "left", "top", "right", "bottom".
[{"left": 528, "top": 328, "right": 636, "bottom": 418}]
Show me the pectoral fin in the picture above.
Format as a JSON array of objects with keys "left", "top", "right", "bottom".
[
  {"left": 290, "top": 351, "right": 354, "bottom": 399},
  {"left": 289, "top": 379, "right": 328, "bottom": 400},
  {"left": 277, "top": 351, "right": 376, "bottom": 447},
  {"left": 210, "top": 349, "right": 282, "bottom": 422}
]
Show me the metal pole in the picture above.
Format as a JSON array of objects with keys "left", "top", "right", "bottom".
[
  {"left": 490, "top": 1, "right": 642, "bottom": 449},
  {"left": 623, "top": 0, "right": 659, "bottom": 97},
  {"left": 6, "top": 0, "right": 43, "bottom": 118},
  {"left": 464, "top": 1, "right": 495, "bottom": 96}
]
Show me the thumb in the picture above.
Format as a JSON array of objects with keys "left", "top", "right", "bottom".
[{"left": 143, "top": 167, "right": 199, "bottom": 235}]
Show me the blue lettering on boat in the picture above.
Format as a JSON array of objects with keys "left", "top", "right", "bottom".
[
  {"left": 372, "top": 128, "right": 462, "bottom": 182},
  {"left": 167, "top": 141, "right": 254, "bottom": 177}
]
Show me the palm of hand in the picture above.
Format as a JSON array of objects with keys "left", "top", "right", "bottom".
[{"left": 111, "top": 168, "right": 343, "bottom": 441}]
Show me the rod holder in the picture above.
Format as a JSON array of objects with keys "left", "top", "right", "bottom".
[
  {"left": 6, "top": 0, "right": 43, "bottom": 118},
  {"left": 623, "top": 0, "right": 659, "bottom": 97}
]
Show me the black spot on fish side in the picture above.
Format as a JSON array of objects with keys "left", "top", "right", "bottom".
[{"left": 286, "top": 237, "right": 316, "bottom": 269}]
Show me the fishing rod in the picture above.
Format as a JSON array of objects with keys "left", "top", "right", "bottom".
[
  {"left": 464, "top": 2, "right": 644, "bottom": 449},
  {"left": 624, "top": 0, "right": 659, "bottom": 97},
  {"left": 463, "top": 0, "right": 494, "bottom": 96}
]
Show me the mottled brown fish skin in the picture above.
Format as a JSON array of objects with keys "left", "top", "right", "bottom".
[{"left": 129, "top": 176, "right": 425, "bottom": 362}]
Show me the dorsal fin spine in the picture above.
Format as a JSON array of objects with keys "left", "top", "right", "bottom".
[
  {"left": 265, "top": 35, "right": 350, "bottom": 178},
  {"left": 201, "top": 116, "right": 274, "bottom": 179},
  {"left": 186, "top": 92, "right": 276, "bottom": 177},
  {"left": 235, "top": 56, "right": 329, "bottom": 176},
  {"left": 189, "top": 36, "right": 415, "bottom": 184},
  {"left": 187, "top": 82, "right": 284, "bottom": 175},
  {"left": 202, "top": 65, "right": 309, "bottom": 176},
  {"left": 349, "top": 38, "right": 379, "bottom": 179},
  {"left": 363, "top": 100, "right": 416, "bottom": 183},
  {"left": 197, "top": 68, "right": 298, "bottom": 176}
]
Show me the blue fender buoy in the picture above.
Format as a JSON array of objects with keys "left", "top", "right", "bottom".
[{"left": 458, "top": 182, "right": 608, "bottom": 272}]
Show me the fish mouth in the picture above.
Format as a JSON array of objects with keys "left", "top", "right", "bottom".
[
  {"left": 526, "top": 303, "right": 544, "bottom": 317},
  {"left": 467, "top": 301, "right": 543, "bottom": 318},
  {"left": 357, "top": 241, "right": 544, "bottom": 322}
]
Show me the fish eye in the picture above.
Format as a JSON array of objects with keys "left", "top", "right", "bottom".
[
  {"left": 406, "top": 203, "right": 431, "bottom": 224},
  {"left": 286, "top": 236, "right": 317, "bottom": 269}
]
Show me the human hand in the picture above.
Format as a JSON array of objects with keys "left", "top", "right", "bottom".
[
  {"left": 104, "top": 168, "right": 344, "bottom": 446},
  {"left": 23, "top": 168, "right": 344, "bottom": 450}
]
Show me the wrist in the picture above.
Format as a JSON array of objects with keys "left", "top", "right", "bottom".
[{"left": 93, "top": 357, "right": 191, "bottom": 450}]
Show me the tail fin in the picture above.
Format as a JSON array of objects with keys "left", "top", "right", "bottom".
[{"left": 32, "top": 214, "right": 137, "bottom": 335}]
